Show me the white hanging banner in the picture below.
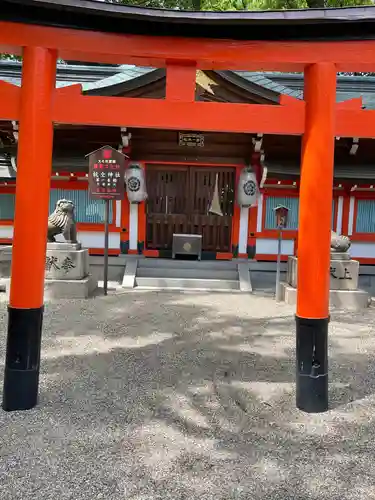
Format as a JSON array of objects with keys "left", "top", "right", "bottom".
[{"left": 208, "top": 173, "right": 223, "bottom": 216}]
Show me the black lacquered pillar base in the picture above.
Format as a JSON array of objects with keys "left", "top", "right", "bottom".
[
  {"left": 2, "top": 306, "right": 44, "bottom": 411},
  {"left": 296, "top": 315, "right": 329, "bottom": 413}
]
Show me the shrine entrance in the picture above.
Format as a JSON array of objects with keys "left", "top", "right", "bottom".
[{"left": 146, "top": 165, "right": 235, "bottom": 253}]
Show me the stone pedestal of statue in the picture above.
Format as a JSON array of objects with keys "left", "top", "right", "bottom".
[
  {"left": 0, "top": 246, "right": 12, "bottom": 293},
  {"left": 0, "top": 245, "right": 11, "bottom": 278},
  {"left": 44, "top": 242, "right": 97, "bottom": 299},
  {"left": 45, "top": 242, "right": 88, "bottom": 280},
  {"left": 0, "top": 244, "right": 97, "bottom": 298},
  {"left": 287, "top": 253, "right": 359, "bottom": 290},
  {"left": 282, "top": 252, "right": 369, "bottom": 310}
]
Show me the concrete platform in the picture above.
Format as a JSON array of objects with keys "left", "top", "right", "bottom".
[
  {"left": 44, "top": 274, "right": 98, "bottom": 299},
  {"left": 281, "top": 282, "right": 370, "bottom": 310},
  {"left": 1, "top": 275, "right": 98, "bottom": 299}
]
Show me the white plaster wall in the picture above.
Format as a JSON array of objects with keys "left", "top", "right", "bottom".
[
  {"left": 129, "top": 203, "right": 138, "bottom": 251},
  {"left": 238, "top": 207, "right": 249, "bottom": 254},
  {"left": 0, "top": 226, "right": 121, "bottom": 249},
  {"left": 256, "top": 238, "right": 294, "bottom": 256},
  {"left": 0, "top": 225, "right": 13, "bottom": 238},
  {"left": 336, "top": 196, "right": 344, "bottom": 234},
  {"left": 115, "top": 200, "right": 121, "bottom": 228},
  {"left": 348, "top": 196, "right": 355, "bottom": 236},
  {"left": 55, "top": 231, "right": 120, "bottom": 249},
  {"left": 350, "top": 242, "right": 375, "bottom": 259},
  {"left": 256, "top": 194, "right": 263, "bottom": 233}
]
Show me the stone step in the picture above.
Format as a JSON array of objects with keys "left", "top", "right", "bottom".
[
  {"left": 135, "top": 276, "right": 240, "bottom": 291},
  {"left": 138, "top": 258, "right": 238, "bottom": 271},
  {"left": 136, "top": 267, "right": 238, "bottom": 280}
]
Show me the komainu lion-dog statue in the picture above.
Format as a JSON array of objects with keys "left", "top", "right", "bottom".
[
  {"left": 331, "top": 230, "right": 351, "bottom": 253},
  {"left": 47, "top": 199, "right": 78, "bottom": 244}
]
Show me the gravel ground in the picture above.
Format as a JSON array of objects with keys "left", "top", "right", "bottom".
[{"left": 1, "top": 290, "right": 375, "bottom": 500}]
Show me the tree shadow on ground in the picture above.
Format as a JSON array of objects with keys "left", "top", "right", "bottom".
[{"left": 0, "top": 292, "right": 375, "bottom": 500}]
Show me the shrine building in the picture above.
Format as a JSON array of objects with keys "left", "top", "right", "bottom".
[{"left": 1, "top": 60, "right": 375, "bottom": 263}]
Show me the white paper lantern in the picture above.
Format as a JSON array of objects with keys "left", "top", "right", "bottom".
[
  {"left": 125, "top": 163, "right": 147, "bottom": 204},
  {"left": 237, "top": 167, "right": 258, "bottom": 207}
]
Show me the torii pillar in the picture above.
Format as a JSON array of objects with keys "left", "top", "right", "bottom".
[
  {"left": 296, "top": 63, "right": 336, "bottom": 413},
  {"left": 2, "top": 47, "right": 56, "bottom": 411}
]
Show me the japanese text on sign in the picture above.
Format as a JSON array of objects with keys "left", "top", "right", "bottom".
[
  {"left": 46, "top": 256, "right": 76, "bottom": 274},
  {"left": 179, "top": 133, "right": 204, "bottom": 148},
  {"left": 330, "top": 266, "right": 352, "bottom": 280},
  {"left": 87, "top": 147, "right": 126, "bottom": 200}
]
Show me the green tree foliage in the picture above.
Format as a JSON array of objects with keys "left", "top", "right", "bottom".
[
  {"left": 0, "top": 53, "right": 21, "bottom": 61},
  {"left": 111, "top": 0, "right": 372, "bottom": 10}
]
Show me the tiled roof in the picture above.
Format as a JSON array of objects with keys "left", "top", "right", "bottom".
[
  {"left": 234, "top": 71, "right": 302, "bottom": 100},
  {"left": 82, "top": 66, "right": 155, "bottom": 92},
  {"left": 263, "top": 72, "right": 375, "bottom": 108},
  {"left": 0, "top": 60, "right": 152, "bottom": 89}
]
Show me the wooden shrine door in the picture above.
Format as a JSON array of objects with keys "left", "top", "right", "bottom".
[
  {"left": 146, "top": 165, "right": 235, "bottom": 253},
  {"left": 146, "top": 166, "right": 189, "bottom": 251}
]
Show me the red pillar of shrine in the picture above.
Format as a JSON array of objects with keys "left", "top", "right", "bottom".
[
  {"left": 296, "top": 63, "right": 336, "bottom": 413},
  {"left": 2, "top": 47, "right": 56, "bottom": 411}
]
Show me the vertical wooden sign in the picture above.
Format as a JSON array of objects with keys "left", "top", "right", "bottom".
[
  {"left": 86, "top": 146, "right": 127, "bottom": 295},
  {"left": 87, "top": 146, "right": 126, "bottom": 200}
]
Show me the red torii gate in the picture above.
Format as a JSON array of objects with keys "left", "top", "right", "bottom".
[{"left": 1, "top": 1, "right": 375, "bottom": 414}]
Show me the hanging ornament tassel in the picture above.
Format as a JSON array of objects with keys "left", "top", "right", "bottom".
[{"left": 208, "top": 173, "right": 223, "bottom": 216}]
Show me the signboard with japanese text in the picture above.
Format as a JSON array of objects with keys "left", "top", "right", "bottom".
[
  {"left": 178, "top": 132, "right": 204, "bottom": 148},
  {"left": 87, "top": 146, "right": 126, "bottom": 200}
]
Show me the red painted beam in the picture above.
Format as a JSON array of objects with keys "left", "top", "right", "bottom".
[
  {"left": 166, "top": 64, "right": 196, "bottom": 102},
  {"left": 53, "top": 91, "right": 305, "bottom": 134},
  {"left": 51, "top": 92, "right": 375, "bottom": 138},
  {"left": 336, "top": 109, "right": 375, "bottom": 138},
  {"left": 279, "top": 94, "right": 304, "bottom": 108},
  {"left": 1, "top": 80, "right": 375, "bottom": 138},
  {"left": 336, "top": 97, "right": 363, "bottom": 110},
  {"left": 3, "top": 21, "right": 375, "bottom": 72},
  {"left": 0, "top": 81, "right": 20, "bottom": 120}
]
